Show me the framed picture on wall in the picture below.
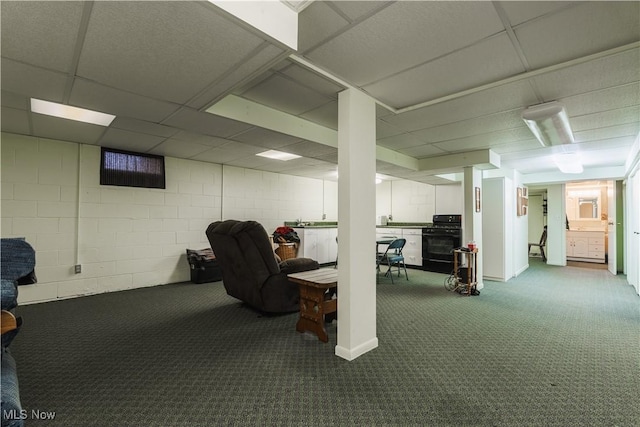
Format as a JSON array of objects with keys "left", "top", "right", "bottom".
[{"left": 517, "top": 187, "right": 529, "bottom": 216}]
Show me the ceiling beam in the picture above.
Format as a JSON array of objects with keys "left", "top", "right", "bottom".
[{"left": 206, "top": 94, "right": 419, "bottom": 170}]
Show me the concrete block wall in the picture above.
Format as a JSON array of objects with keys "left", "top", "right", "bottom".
[
  {"left": 1, "top": 134, "right": 229, "bottom": 303},
  {"left": 222, "top": 165, "right": 324, "bottom": 233}
]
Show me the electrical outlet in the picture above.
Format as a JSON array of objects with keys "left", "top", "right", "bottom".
[{"left": 74, "top": 264, "right": 82, "bottom": 274}]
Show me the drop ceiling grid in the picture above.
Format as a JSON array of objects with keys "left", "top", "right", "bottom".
[
  {"left": 111, "top": 118, "right": 179, "bottom": 139},
  {"left": 0, "top": 1, "right": 84, "bottom": 73},
  {"left": 299, "top": 101, "right": 338, "bottom": 130},
  {"left": 570, "top": 105, "right": 640, "bottom": 132},
  {"left": 377, "top": 133, "right": 432, "bottom": 151},
  {"left": 2, "top": 60, "right": 70, "bottom": 104},
  {"left": 498, "top": 1, "right": 577, "bottom": 27},
  {"left": 574, "top": 123, "right": 640, "bottom": 143},
  {"left": 365, "top": 34, "right": 527, "bottom": 108},
  {"left": 559, "top": 82, "right": 640, "bottom": 117},
  {"left": 425, "top": 126, "right": 535, "bottom": 154},
  {"left": 76, "top": 2, "right": 265, "bottom": 104},
  {"left": 162, "top": 109, "right": 253, "bottom": 139},
  {"left": 380, "top": 79, "right": 539, "bottom": 132},
  {"left": 281, "top": 64, "right": 345, "bottom": 99},
  {"left": 187, "top": 43, "right": 286, "bottom": 110},
  {"left": 1, "top": 107, "right": 30, "bottom": 135},
  {"left": 241, "top": 73, "right": 335, "bottom": 116},
  {"left": 411, "top": 109, "right": 527, "bottom": 143},
  {"left": 307, "top": 1, "right": 506, "bottom": 87},
  {"left": 297, "top": 1, "right": 349, "bottom": 53},
  {"left": 99, "top": 128, "right": 167, "bottom": 153},
  {"left": 513, "top": 2, "right": 640, "bottom": 69},
  {"left": 533, "top": 50, "right": 640, "bottom": 103},
  {"left": 69, "top": 79, "right": 180, "bottom": 124},
  {"left": 231, "top": 127, "right": 305, "bottom": 149},
  {"left": 31, "top": 114, "right": 105, "bottom": 145}
]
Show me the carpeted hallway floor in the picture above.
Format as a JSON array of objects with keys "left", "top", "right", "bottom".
[{"left": 8, "top": 259, "right": 640, "bottom": 426}]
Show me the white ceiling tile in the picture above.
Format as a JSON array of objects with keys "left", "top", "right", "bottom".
[
  {"left": 0, "top": 1, "right": 84, "bottom": 72},
  {"left": 282, "top": 141, "right": 337, "bottom": 158},
  {"left": 574, "top": 123, "right": 640, "bottom": 143},
  {"left": 149, "top": 139, "right": 217, "bottom": 159},
  {"left": 515, "top": 2, "right": 640, "bottom": 69},
  {"left": 377, "top": 133, "right": 427, "bottom": 151},
  {"left": 193, "top": 142, "right": 263, "bottom": 164},
  {"left": 383, "top": 80, "right": 539, "bottom": 132},
  {"left": 189, "top": 44, "right": 286, "bottom": 110},
  {"left": 162, "top": 108, "right": 252, "bottom": 138},
  {"left": 31, "top": 114, "right": 105, "bottom": 145},
  {"left": 299, "top": 101, "right": 338, "bottom": 129},
  {"left": 376, "top": 119, "right": 404, "bottom": 139},
  {"left": 111, "top": 118, "right": 179, "bottom": 139},
  {"left": 397, "top": 144, "right": 448, "bottom": 159},
  {"left": 308, "top": 1, "right": 504, "bottom": 86},
  {"left": 430, "top": 126, "right": 535, "bottom": 153},
  {"left": 70, "top": 79, "right": 180, "bottom": 123},
  {"left": 412, "top": 110, "right": 525, "bottom": 142},
  {"left": 571, "top": 105, "right": 640, "bottom": 132},
  {"left": 329, "top": 1, "right": 391, "bottom": 22},
  {"left": 169, "top": 132, "right": 230, "bottom": 148},
  {"left": 241, "top": 74, "right": 332, "bottom": 115},
  {"left": 365, "top": 34, "right": 525, "bottom": 108},
  {"left": 1, "top": 60, "right": 68, "bottom": 103},
  {"left": 561, "top": 82, "right": 640, "bottom": 117},
  {"left": 534, "top": 49, "right": 640, "bottom": 101},
  {"left": 298, "top": 1, "right": 349, "bottom": 52},
  {"left": 282, "top": 65, "right": 344, "bottom": 99},
  {"left": 1, "top": 107, "right": 30, "bottom": 135},
  {"left": 98, "top": 128, "right": 166, "bottom": 152},
  {"left": 77, "top": 2, "right": 264, "bottom": 103},
  {"left": 498, "top": 1, "right": 576, "bottom": 26},
  {"left": 0, "top": 91, "right": 29, "bottom": 110},
  {"left": 232, "top": 127, "right": 304, "bottom": 149}
]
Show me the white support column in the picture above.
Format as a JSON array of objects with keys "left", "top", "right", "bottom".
[
  {"left": 463, "top": 166, "right": 484, "bottom": 289},
  {"left": 335, "top": 89, "right": 378, "bottom": 361}
]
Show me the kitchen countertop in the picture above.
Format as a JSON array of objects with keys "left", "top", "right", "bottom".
[{"left": 284, "top": 222, "right": 432, "bottom": 229}]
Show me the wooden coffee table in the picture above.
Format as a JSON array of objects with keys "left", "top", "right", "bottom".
[{"left": 288, "top": 268, "right": 338, "bottom": 343}]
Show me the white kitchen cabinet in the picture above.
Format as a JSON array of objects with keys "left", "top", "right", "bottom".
[
  {"left": 376, "top": 227, "right": 400, "bottom": 255},
  {"left": 294, "top": 227, "right": 338, "bottom": 265},
  {"left": 566, "top": 230, "right": 605, "bottom": 263},
  {"left": 401, "top": 228, "right": 423, "bottom": 267}
]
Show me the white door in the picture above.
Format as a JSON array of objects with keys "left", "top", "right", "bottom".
[
  {"left": 607, "top": 180, "right": 617, "bottom": 275},
  {"left": 629, "top": 171, "right": 640, "bottom": 294}
]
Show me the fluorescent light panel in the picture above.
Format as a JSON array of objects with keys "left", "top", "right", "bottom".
[
  {"left": 554, "top": 153, "right": 583, "bottom": 174},
  {"left": 522, "top": 101, "right": 574, "bottom": 146},
  {"left": 31, "top": 98, "right": 115, "bottom": 126},
  {"left": 256, "top": 150, "right": 301, "bottom": 161}
]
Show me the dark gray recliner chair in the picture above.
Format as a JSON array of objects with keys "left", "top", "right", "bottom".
[{"left": 206, "top": 220, "right": 319, "bottom": 313}]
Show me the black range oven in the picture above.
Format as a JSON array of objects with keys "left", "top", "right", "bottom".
[{"left": 422, "top": 214, "right": 462, "bottom": 274}]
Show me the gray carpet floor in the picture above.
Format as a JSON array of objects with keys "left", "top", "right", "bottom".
[{"left": 9, "top": 258, "right": 640, "bottom": 426}]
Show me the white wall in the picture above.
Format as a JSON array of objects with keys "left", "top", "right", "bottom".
[
  {"left": 1, "top": 133, "right": 329, "bottom": 304},
  {"left": 375, "top": 180, "right": 462, "bottom": 223},
  {"left": 1, "top": 131, "right": 471, "bottom": 304},
  {"left": 435, "top": 183, "right": 463, "bottom": 214}
]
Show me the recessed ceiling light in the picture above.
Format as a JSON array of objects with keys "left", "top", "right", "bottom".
[
  {"left": 31, "top": 98, "right": 115, "bottom": 126},
  {"left": 256, "top": 150, "right": 301, "bottom": 161}
]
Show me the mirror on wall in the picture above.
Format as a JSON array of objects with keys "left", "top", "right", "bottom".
[
  {"left": 565, "top": 181, "right": 608, "bottom": 227},
  {"left": 578, "top": 197, "right": 598, "bottom": 219}
]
